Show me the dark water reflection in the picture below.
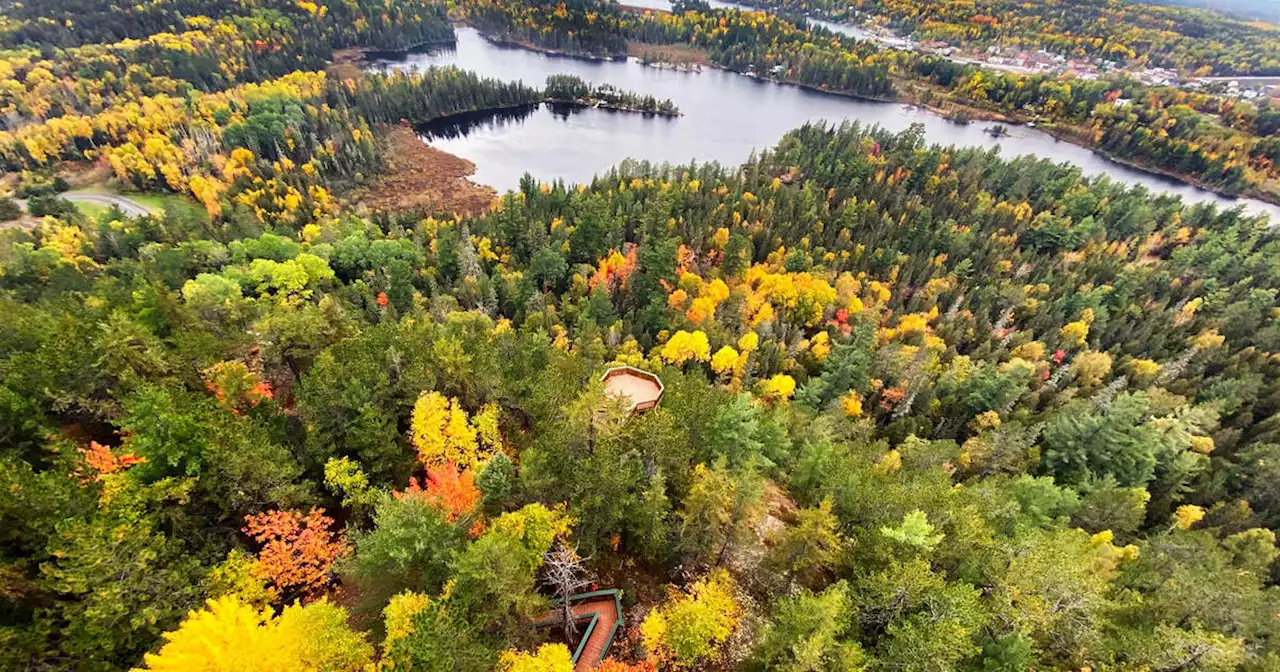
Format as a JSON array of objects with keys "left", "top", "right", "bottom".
[
  {"left": 416, "top": 104, "right": 539, "bottom": 140},
  {"left": 370, "top": 27, "right": 1280, "bottom": 222}
]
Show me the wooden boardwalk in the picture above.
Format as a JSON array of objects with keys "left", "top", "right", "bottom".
[{"left": 538, "top": 591, "right": 623, "bottom": 671}]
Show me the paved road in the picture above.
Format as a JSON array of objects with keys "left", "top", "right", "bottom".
[
  {"left": 61, "top": 192, "right": 153, "bottom": 217},
  {"left": 9, "top": 191, "right": 153, "bottom": 219}
]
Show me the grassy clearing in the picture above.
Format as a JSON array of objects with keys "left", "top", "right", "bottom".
[
  {"left": 75, "top": 186, "right": 210, "bottom": 222},
  {"left": 127, "top": 192, "right": 211, "bottom": 225},
  {"left": 120, "top": 192, "right": 188, "bottom": 215},
  {"left": 626, "top": 41, "right": 709, "bottom": 65},
  {"left": 73, "top": 201, "right": 110, "bottom": 221}
]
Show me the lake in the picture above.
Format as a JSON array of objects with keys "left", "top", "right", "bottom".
[{"left": 368, "top": 27, "right": 1280, "bottom": 222}]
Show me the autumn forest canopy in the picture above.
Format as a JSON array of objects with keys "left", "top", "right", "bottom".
[{"left": 1, "top": 0, "right": 1280, "bottom": 671}]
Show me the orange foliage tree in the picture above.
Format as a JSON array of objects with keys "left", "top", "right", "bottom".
[
  {"left": 242, "top": 508, "right": 349, "bottom": 599},
  {"left": 75, "top": 441, "right": 145, "bottom": 483},
  {"left": 202, "top": 361, "right": 273, "bottom": 413},
  {"left": 394, "top": 462, "right": 482, "bottom": 523}
]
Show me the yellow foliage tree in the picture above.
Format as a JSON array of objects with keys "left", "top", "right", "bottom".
[
  {"left": 136, "top": 596, "right": 372, "bottom": 671},
  {"left": 641, "top": 570, "right": 740, "bottom": 667},
  {"left": 1060, "top": 320, "right": 1089, "bottom": 347},
  {"left": 1010, "top": 341, "right": 1045, "bottom": 361},
  {"left": 499, "top": 644, "right": 576, "bottom": 672},
  {"left": 668, "top": 289, "right": 689, "bottom": 309},
  {"left": 382, "top": 591, "right": 432, "bottom": 645},
  {"left": 1071, "top": 351, "right": 1113, "bottom": 388},
  {"left": 763, "top": 374, "right": 796, "bottom": 400},
  {"left": 1129, "top": 358, "right": 1161, "bottom": 381},
  {"left": 1189, "top": 436, "right": 1215, "bottom": 455},
  {"left": 840, "top": 391, "right": 864, "bottom": 418},
  {"left": 972, "top": 410, "right": 1002, "bottom": 430},
  {"left": 710, "top": 346, "right": 739, "bottom": 377},
  {"left": 872, "top": 449, "right": 902, "bottom": 477},
  {"left": 1194, "top": 329, "right": 1226, "bottom": 350},
  {"left": 810, "top": 331, "right": 831, "bottom": 361},
  {"left": 410, "top": 392, "right": 491, "bottom": 468},
  {"left": 686, "top": 296, "right": 717, "bottom": 324},
  {"left": 1172, "top": 505, "right": 1206, "bottom": 531},
  {"left": 660, "top": 330, "right": 711, "bottom": 366}
]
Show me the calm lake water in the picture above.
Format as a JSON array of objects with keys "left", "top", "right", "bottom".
[{"left": 368, "top": 27, "right": 1280, "bottom": 222}]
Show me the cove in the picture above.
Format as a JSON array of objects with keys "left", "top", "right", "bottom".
[{"left": 368, "top": 27, "right": 1280, "bottom": 222}]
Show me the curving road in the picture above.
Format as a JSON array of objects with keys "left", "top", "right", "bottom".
[
  {"left": 60, "top": 192, "right": 153, "bottom": 217},
  {"left": 8, "top": 191, "right": 153, "bottom": 221}
]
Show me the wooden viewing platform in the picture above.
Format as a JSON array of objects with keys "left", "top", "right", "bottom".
[{"left": 600, "top": 366, "right": 664, "bottom": 413}]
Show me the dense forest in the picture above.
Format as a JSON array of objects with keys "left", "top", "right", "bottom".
[{"left": 2, "top": 0, "right": 1280, "bottom": 671}]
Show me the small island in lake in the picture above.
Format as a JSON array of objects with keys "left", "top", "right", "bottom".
[{"left": 544, "top": 74, "right": 681, "bottom": 116}]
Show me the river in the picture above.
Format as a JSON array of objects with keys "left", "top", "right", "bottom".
[{"left": 368, "top": 27, "right": 1280, "bottom": 222}]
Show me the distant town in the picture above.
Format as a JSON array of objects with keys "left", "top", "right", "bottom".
[{"left": 818, "top": 12, "right": 1280, "bottom": 101}]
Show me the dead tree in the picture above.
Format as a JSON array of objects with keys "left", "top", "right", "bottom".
[{"left": 541, "top": 542, "right": 594, "bottom": 638}]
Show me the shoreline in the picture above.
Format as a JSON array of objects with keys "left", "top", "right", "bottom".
[
  {"left": 921, "top": 98, "right": 1278, "bottom": 206},
  {"left": 354, "top": 123, "right": 496, "bottom": 216},
  {"left": 410, "top": 101, "right": 677, "bottom": 131},
  {"left": 355, "top": 120, "right": 499, "bottom": 215},
  {"left": 332, "top": 38, "right": 459, "bottom": 66},
  {"left": 609, "top": 6, "right": 1280, "bottom": 209},
  {"left": 475, "top": 32, "right": 626, "bottom": 62},
  {"left": 372, "top": 27, "right": 1280, "bottom": 210},
  {"left": 732, "top": 67, "right": 898, "bottom": 104}
]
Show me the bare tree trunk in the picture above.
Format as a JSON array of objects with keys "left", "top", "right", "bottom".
[{"left": 541, "top": 543, "right": 594, "bottom": 639}]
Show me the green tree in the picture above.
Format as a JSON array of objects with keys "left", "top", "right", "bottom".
[
  {"left": 752, "top": 581, "right": 866, "bottom": 672},
  {"left": 1072, "top": 476, "right": 1150, "bottom": 537},
  {"left": 447, "top": 503, "right": 571, "bottom": 635},
  {"left": 768, "top": 499, "right": 844, "bottom": 587},
  {"left": 796, "top": 324, "right": 874, "bottom": 409},
  {"left": 119, "top": 385, "right": 311, "bottom": 525},
  {"left": 341, "top": 493, "right": 468, "bottom": 615},
  {"left": 39, "top": 479, "right": 207, "bottom": 667},
  {"left": 382, "top": 594, "right": 498, "bottom": 672},
  {"left": 678, "top": 461, "right": 738, "bottom": 568},
  {"left": 853, "top": 559, "right": 988, "bottom": 672},
  {"left": 1041, "top": 394, "right": 1161, "bottom": 488},
  {"left": 879, "top": 510, "right": 944, "bottom": 553}
]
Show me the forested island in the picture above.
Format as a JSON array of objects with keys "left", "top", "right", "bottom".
[
  {"left": 544, "top": 75, "right": 680, "bottom": 116},
  {"left": 2, "top": 1, "right": 1280, "bottom": 672}
]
